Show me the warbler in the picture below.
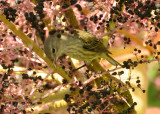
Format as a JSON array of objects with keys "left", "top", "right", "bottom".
[{"left": 44, "top": 29, "right": 121, "bottom": 66}]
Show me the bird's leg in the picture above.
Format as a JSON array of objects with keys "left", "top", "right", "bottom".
[
  {"left": 72, "top": 64, "right": 87, "bottom": 72},
  {"left": 72, "top": 61, "right": 91, "bottom": 72}
]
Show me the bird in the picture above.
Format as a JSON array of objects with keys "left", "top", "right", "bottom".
[{"left": 44, "top": 29, "right": 121, "bottom": 66}]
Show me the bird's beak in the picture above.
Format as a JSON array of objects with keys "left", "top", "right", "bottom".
[
  {"left": 53, "top": 58, "right": 56, "bottom": 66},
  {"left": 52, "top": 56, "right": 59, "bottom": 67}
]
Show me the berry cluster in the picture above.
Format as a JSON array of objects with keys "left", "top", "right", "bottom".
[
  {"left": 4, "top": 7, "right": 17, "bottom": 22},
  {"left": 24, "top": 0, "right": 45, "bottom": 42},
  {"left": 65, "top": 80, "right": 137, "bottom": 114}
]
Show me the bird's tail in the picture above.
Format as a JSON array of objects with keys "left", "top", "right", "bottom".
[{"left": 102, "top": 54, "right": 121, "bottom": 66}]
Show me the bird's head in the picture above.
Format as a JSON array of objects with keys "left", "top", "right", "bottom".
[{"left": 44, "top": 35, "right": 61, "bottom": 65}]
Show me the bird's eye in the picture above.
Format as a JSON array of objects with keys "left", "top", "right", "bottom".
[
  {"left": 52, "top": 48, "right": 56, "bottom": 53},
  {"left": 57, "top": 34, "right": 61, "bottom": 38}
]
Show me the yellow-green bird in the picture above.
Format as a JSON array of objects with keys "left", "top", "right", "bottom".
[{"left": 44, "top": 29, "right": 121, "bottom": 66}]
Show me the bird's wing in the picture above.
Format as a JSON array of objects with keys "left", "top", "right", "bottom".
[{"left": 75, "top": 29, "right": 111, "bottom": 54}]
